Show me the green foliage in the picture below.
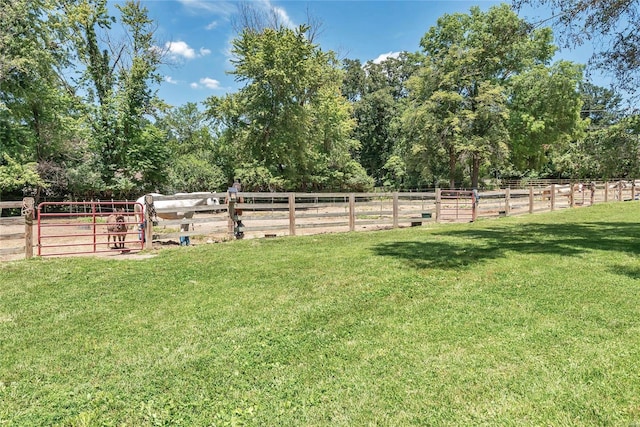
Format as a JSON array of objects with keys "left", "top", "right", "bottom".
[
  {"left": 233, "top": 162, "right": 285, "bottom": 192},
  {"left": 66, "top": 161, "right": 105, "bottom": 198},
  {"left": 207, "top": 24, "right": 364, "bottom": 191},
  {"left": 0, "top": 153, "right": 45, "bottom": 193},
  {"left": 515, "top": 0, "right": 640, "bottom": 97},
  {"left": 570, "top": 115, "right": 640, "bottom": 179},
  {"left": 168, "top": 154, "right": 226, "bottom": 193},
  {"left": 65, "top": 0, "right": 165, "bottom": 194},
  {"left": 508, "top": 61, "right": 587, "bottom": 173},
  {"left": 343, "top": 53, "right": 420, "bottom": 188},
  {"left": 404, "top": 4, "right": 585, "bottom": 187}
]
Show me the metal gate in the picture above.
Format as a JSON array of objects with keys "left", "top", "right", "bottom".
[
  {"left": 37, "top": 201, "right": 143, "bottom": 257},
  {"left": 438, "top": 190, "right": 477, "bottom": 222}
]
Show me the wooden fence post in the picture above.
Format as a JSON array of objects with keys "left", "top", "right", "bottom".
[
  {"left": 435, "top": 189, "right": 441, "bottom": 223},
  {"left": 529, "top": 187, "right": 534, "bottom": 214},
  {"left": 144, "top": 194, "right": 154, "bottom": 246},
  {"left": 472, "top": 189, "right": 478, "bottom": 222},
  {"left": 23, "top": 197, "right": 34, "bottom": 259},
  {"left": 550, "top": 184, "right": 556, "bottom": 211},
  {"left": 392, "top": 192, "right": 399, "bottom": 228},
  {"left": 604, "top": 181, "right": 609, "bottom": 202},
  {"left": 349, "top": 194, "right": 356, "bottom": 231},
  {"left": 288, "top": 193, "right": 296, "bottom": 236},
  {"left": 618, "top": 182, "right": 623, "bottom": 201},
  {"left": 505, "top": 188, "right": 511, "bottom": 216},
  {"left": 570, "top": 182, "right": 575, "bottom": 208}
]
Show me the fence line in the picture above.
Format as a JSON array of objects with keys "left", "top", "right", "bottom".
[
  {"left": 2, "top": 180, "right": 638, "bottom": 260},
  {"left": 144, "top": 182, "right": 636, "bottom": 244}
]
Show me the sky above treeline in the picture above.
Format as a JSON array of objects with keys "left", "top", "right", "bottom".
[{"left": 124, "top": 0, "right": 606, "bottom": 108}]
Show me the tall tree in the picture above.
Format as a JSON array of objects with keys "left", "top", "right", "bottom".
[
  {"left": 404, "top": 4, "right": 584, "bottom": 187},
  {"left": 155, "top": 103, "right": 226, "bottom": 192},
  {"left": 206, "top": 24, "right": 369, "bottom": 191},
  {"left": 343, "top": 53, "right": 420, "bottom": 188},
  {"left": 405, "top": 5, "right": 556, "bottom": 188},
  {"left": 0, "top": 0, "right": 91, "bottom": 200},
  {"left": 507, "top": 61, "right": 586, "bottom": 173},
  {"left": 63, "top": 0, "right": 169, "bottom": 196}
]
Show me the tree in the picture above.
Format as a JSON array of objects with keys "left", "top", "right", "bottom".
[
  {"left": 559, "top": 83, "right": 640, "bottom": 178},
  {"left": 63, "top": 0, "right": 169, "bottom": 196},
  {"left": 155, "top": 103, "right": 226, "bottom": 192},
  {"left": 514, "top": 0, "right": 640, "bottom": 97},
  {"left": 507, "top": 61, "right": 586, "bottom": 174},
  {"left": 205, "top": 24, "right": 367, "bottom": 191},
  {"left": 405, "top": 5, "right": 557, "bottom": 188},
  {"left": 0, "top": 154, "right": 45, "bottom": 194},
  {"left": 0, "top": 0, "right": 94, "bottom": 202},
  {"left": 343, "top": 53, "right": 420, "bottom": 188},
  {"left": 578, "top": 82, "right": 623, "bottom": 126}
]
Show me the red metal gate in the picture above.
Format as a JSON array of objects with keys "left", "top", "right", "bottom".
[{"left": 37, "top": 201, "right": 143, "bottom": 257}]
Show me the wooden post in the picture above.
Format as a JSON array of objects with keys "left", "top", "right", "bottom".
[
  {"left": 604, "top": 181, "right": 609, "bottom": 202},
  {"left": 435, "top": 188, "right": 441, "bottom": 223},
  {"left": 144, "top": 194, "right": 154, "bottom": 246},
  {"left": 392, "top": 192, "right": 399, "bottom": 228},
  {"left": 471, "top": 189, "right": 478, "bottom": 222},
  {"left": 349, "top": 193, "right": 356, "bottom": 231},
  {"left": 505, "top": 188, "right": 511, "bottom": 216},
  {"left": 288, "top": 193, "right": 296, "bottom": 236},
  {"left": 529, "top": 187, "right": 534, "bottom": 214},
  {"left": 550, "top": 184, "right": 556, "bottom": 211},
  {"left": 570, "top": 182, "right": 575, "bottom": 208},
  {"left": 618, "top": 182, "right": 623, "bottom": 201},
  {"left": 23, "top": 197, "right": 34, "bottom": 259},
  {"left": 227, "top": 191, "right": 235, "bottom": 239}
]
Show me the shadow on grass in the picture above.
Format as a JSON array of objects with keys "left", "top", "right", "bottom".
[{"left": 372, "top": 222, "right": 640, "bottom": 270}]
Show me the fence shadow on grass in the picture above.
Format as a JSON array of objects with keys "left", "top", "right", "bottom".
[{"left": 372, "top": 221, "right": 640, "bottom": 271}]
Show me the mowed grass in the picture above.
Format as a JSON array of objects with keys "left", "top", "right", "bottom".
[{"left": 2, "top": 203, "right": 640, "bottom": 426}]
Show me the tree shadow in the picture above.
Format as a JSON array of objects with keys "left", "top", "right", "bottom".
[
  {"left": 372, "top": 222, "right": 640, "bottom": 271},
  {"left": 611, "top": 264, "right": 640, "bottom": 280}
]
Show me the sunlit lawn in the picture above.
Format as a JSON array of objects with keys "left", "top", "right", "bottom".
[{"left": 1, "top": 202, "right": 640, "bottom": 425}]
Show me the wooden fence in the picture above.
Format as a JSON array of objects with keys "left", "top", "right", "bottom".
[
  {"left": 1, "top": 181, "right": 637, "bottom": 260},
  {"left": 144, "top": 182, "right": 637, "bottom": 244},
  {"left": 0, "top": 198, "right": 34, "bottom": 260}
]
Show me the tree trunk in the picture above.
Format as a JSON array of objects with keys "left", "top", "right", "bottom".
[
  {"left": 448, "top": 146, "right": 457, "bottom": 189},
  {"left": 471, "top": 154, "right": 480, "bottom": 189}
]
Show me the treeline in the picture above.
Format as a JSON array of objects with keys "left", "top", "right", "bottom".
[{"left": 1, "top": 1, "right": 639, "bottom": 202}]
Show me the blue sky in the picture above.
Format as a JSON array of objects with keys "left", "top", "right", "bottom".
[{"left": 133, "top": 0, "right": 604, "bottom": 108}]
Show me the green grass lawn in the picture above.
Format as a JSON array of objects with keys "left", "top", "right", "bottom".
[{"left": 2, "top": 202, "right": 640, "bottom": 426}]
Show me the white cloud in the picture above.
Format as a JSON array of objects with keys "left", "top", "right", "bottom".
[
  {"left": 164, "top": 76, "right": 179, "bottom": 84},
  {"left": 166, "top": 41, "right": 196, "bottom": 59},
  {"left": 267, "top": 2, "right": 295, "bottom": 29},
  {"left": 372, "top": 51, "right": 401, "bottom": 64},
  {"left": 178, "top": 0, "right": 236, "bottom": 16},
  {"left": 199, "top": 77, "right": 221, "bottom": 90},
  {"left": 205, "top": 20, "right": 219, "bottom": 30},
  {"left": 163, "top": 41, "right": 212, "bottom": 61},
  {"left": 180, "top": 0, "right": 294, "bottom": 29},
  {"left": 190, "top": 82, "right": 199, "bottom": 89}
]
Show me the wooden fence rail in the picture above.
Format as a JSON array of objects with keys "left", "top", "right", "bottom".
[
  {"left": 1, "top": 181, "right": 638, "bottom": 260},
  {"left": 144, "top": 182, "right": 637, "bottom": 244},
  {"left": 0, "top": 198, "right": 34, "bottom": 260}
]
